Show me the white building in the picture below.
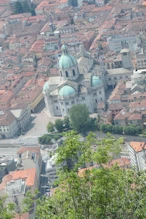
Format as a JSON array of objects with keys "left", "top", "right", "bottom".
[
  {"left": 107, "top": 34, "right": 140, "bottom": 53},
  {"left": 43, "top": 44, "right": 105, "bottom": 117},
  {"left": 17, "top": 147, "right": 42, "bottom": 186},
  {"left": 0, "top": 104, "right": 31, "bottom": 139},
  {"left": 127, "top": 141, "right": 146, "bottom": 171}
]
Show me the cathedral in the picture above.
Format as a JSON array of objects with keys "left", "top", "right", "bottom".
[{"left": 43, "top": 44, "right": 105, "bottom": 117}]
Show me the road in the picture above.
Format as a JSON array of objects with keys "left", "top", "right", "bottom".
[{"left": 0, "top": 108, "right": 56, "bottom": 146}]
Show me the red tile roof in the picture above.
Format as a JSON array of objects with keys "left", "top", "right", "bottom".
[{"left": 129, "top": 142, "right": 146, "bottom": 152}]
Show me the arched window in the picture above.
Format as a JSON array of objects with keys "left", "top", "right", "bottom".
[
  {"left": 73, "top": 69, "right": 75, "bottom": 76},
  {"left": 66, "top": 71, "right": 68, "bottom": 77}
]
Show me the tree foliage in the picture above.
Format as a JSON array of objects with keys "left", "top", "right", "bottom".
[
  {"left": 14, "top": 1, "right": 36, "bottom": 16},
  {"left": 0, "top": 196, "right": 16, "bottom": 219},
  {"left": 55, "top": 119, "right": 64, "bottom": 132},
  {"left": 69, "top": 104, "right": 89, "bottom": 133},
  {"left": 35, "top": 131, "right": 146, "bottom": 219},
  {"left": 14, "top": 2, "right": 23, "bottom": 14},
  {"left": 124, "top": 125, "right": 142, "bottom": 136},
  {"left": 100, "top": 124, "right": 143, "bottom": 136},
  {"left": 47, "top": 121, "right": 54, "bottom": 132},
  {"left": 39, "top": 134, "right": 52, "bottom": 144},
  {"left": 63, "top": 116, "right": 70, "bottom": 129},
  {"left": 100, "top": 123, "right": 114, "bottom": 133}
]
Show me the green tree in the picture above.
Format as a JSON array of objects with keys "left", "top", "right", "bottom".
[
  {"left": 0, "top": 196, "right": 16, "bottom": 219},
  {"left": 47, "top": 121, "right": 54, "bottom": 132},
  {"left": 100, "top": 124, "right": 113, "bottom": 133},
  {"left": 86, "top": 117, "right": 98, "bottom": 131},
  {"left": 30, "top": 9, "right": 36, "bottom": 16},
  {"left": 39, "top": 134, "right": 52, "bottom": 144},
  {"left": 63, "top": 116, "right": 70, "bottom": 129},
  {"left": 35, "top": 132, "right": 146, "bottom": 219},
  {"left": 112, "top": 125, "right": 123, "bottom": 134},
  {"left": 123, "top": 125, "right": 141, "bottom": 136},
  {"left": 22, "top": 2, "right": 30, "bottom": 13},
  {"left": 55, "top": 119, "right": 64, "bottom": 132},
  {"left": 69, "top": 104, "right": 89, "bottom": 133},
  {"left": 14, "top": 2, "right": 23, "bottom": 14}
]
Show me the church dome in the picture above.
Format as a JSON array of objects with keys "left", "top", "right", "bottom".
[
  {"left": 59, "top": 85, "right": 76, "bottom": 97},
  {"left": 91, "top": 75, "right": 102, "bottom": 87},
  {"left": 43, "top": 81, "right": 49, "bottom": 93},
  {"left": 59, "top": 44, "right": 77, "bottom": 69}
]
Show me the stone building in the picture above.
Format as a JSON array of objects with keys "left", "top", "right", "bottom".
[{"left": 43, "top": 44, "right": 105, "bottom": 117}]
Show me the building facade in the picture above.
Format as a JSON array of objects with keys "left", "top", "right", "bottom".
[
  {"left": 43, "top": 44, "right": 105, "bottom": 117},
  {"left": 127, "top": 142, "right": 146, "bottom": 171}
]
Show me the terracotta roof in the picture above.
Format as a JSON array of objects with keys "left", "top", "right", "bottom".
[
  {"left": 129, "top": 142, "right": 146, "bottom": 152},
  {"left": 98, "top": 101, "right": 105, "bottom": 109},
  {"left": 93, "top": 5, "right": 112, "bottom": 12},
  {"left": 114, "top": 109, "right": 131, "bottom": 121},
  {"left": 78, "top": 157, "right": 130, "bottom": 177},
  {"left": 103, "top": 158, "right": 130, "bottom": 168},
  {"left": 0, "top": 109, "right": 15, "bottom": 126},
  {"left": 14, "top": 213, "right": 29, "bottom": 219},
  {"left": 108, "top": 104, "right": 123, "bottom": 111},
  {"left": 128, "top": 114, "right": 142, "bottom": 121},
  {"left": 129, "top": 100, "right": 146, "bottom": 109},
  {"left": 0, "top": 168, "right": 36, "bottom": 191}
]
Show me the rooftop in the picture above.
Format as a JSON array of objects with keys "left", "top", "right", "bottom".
[{"left": 129, "top": 142, "right": 146, "bottom": 152}]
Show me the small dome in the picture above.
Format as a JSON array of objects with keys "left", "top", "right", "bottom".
[
  {"left": 59, "top": 44, "right": 77, "bottom": 69},
  {"left": 91, "top": 75, "right": 102, "bottom": 87},
  {"left": 59, "top": 85, "right": 76, "bottom": 97},
  {"left": 61, "top": 44, "right": 68, "bottom": 52},
  {"left": 43, "top": 81, "right": 49, "bottom": 93},
  {"left": 59, "top": 55, "right": 77, "bottom": 69}
]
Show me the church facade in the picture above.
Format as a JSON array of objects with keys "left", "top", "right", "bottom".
[{"left": 43, "top": 44, "right": 105, "bottom": 117}]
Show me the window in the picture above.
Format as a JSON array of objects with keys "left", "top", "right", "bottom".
[
  {"left": 99, "top": 91, "right": 101, "bottom": 94},
  {"left": 95, "top": 99, "right": 97, "bottom": 103},
  {"left": 61, "top": 102, "right": 63, "bottom": 105},
  {"left": 114, "top": 77, "right": 117, "bottom": 80},
  {"left": 68, "top": 109, "right": 69, "bottom": 112},
  {"left": 56, "top": 106, "right": 58, "bottom": 110},
  {"left": 82, "top": 97, "right": 85, "bottom": 100},
  {"left": 65, "top": 102, "right": 69, "bottom": 105},
  {"left": 71, "top": 101, "right": 75, "bottom": 104},
  {"left": 54, "top": 100, "right": 57, "bottom": 103},
  {"left": 60, "top": 71, "right": 62, "bottom": 76},
  {"left": 94, "top": 93, "right": 96, "bottom": 96},
  {"left": 73, "top": 69, "right": 75, "bottom": 76},
  {"left": 109, "top": 78, "right": 111, "bottom": 81},
  {"left": 66, "top": 71, "right": 68, "bottom": 77},
  {"left": 100, "top": 98, "right": 102, "bottom": 101}
]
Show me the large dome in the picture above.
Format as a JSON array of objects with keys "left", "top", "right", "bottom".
[
  {"left": 59, "top": 44, "right": 77, "bottom": 69},
  {"left": 43, "top": 81, "right": 49, "bottom": 93},
  {"left": 59, "top": 85, "right": 76, "bottom": 97},
  {"left": 91, "top": 75, "right": 102, "bottom": 87}
]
